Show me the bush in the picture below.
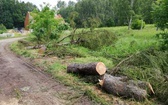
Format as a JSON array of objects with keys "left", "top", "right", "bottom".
[
  {"left": 0, "top": 24, "right": 7, "bottom": 34},
  {"left": 58, "top": 23, "right": 70, "bottom": 30},
  {"left": 131, "top": 19, "right": 145, "bottom": 30},
  {"left": 77, "top": 30, "right": 117, "bottom": 50},
  {"left": 106, "top": 18, "right": 115, "bottom": 27},
  {"left": 30, "top": 5, "right": 65, "bottom": 45},
  {"left": 156, "top": 32, "right": 168, "bottom": 50}
]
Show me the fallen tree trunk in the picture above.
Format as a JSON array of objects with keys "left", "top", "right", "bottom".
[
  {"left": 128, "top": 80, "right": 155, "bottom": 94},
  {"left": 67, "top": 62, "right": 106, "bottom": 75},
  {"left": 99, "top": 74, "right": 147, "bottom": 101}
]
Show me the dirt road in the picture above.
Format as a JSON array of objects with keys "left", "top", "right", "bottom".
[{"left": 0, "top": 38, "right": 94, "bottom": 105}]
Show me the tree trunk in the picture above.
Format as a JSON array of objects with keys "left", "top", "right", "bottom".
[
  {"left": 128, "top": 0, "right": 134, "bottom": 30},
  {"left": 140, "top": 19, "right": 143, "bottom": 30},
  {"left": 67, "top": 62, "right": 106, "bottom": 75},
  {"left": 99, "top": 74, "right": 147, "bottom": 101},
  {"left": 128, "top": 15, "right": 133, "bottom": 30}
]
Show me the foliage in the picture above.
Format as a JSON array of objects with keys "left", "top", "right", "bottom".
[
  {"left": 69, "top": 11, "right": 79, "bottom": 29},
  {"left": 120, "top": 49, "right": 168, "bottom": 104},
  {"left": 58, "top": 0, "right": 155, "bottom": 28},
  {"left": 152, "top": 0, "right": 168, "bottom": 30},
  {"left": 156, "top": 32, "right": 168, "bottom": 50},
  {"left": 58, "top": 5, "right": 75, "bottom": 22},
  {"left": 83, "top": 17, "right": 101, "bottom": 31},
  {"left": 58, "top": 22, "right": 70, "bottom": 31},
  {"left": 47, "top": 45, "right": 89, "bottom": 58},
  {"left": 57, "top": 0, "right": 66, "bottom": 9},
  {"left": 30, "top": 4, "right": 64, "bottom": 45},
  {"left": 152, "top": 0, "right": 168, "bottom": 50},
  {"left": 76, "top": 30, "right": 117, "bottom": 50},
  {"left": 0, "top": 0, "right": 37, "bottom": 28},
  {"left": 105, "top": 18, "right": 115, "bottom": 27},
  {"left": 131, "top": 19, "right": 145, "bottom": 30},
  {"left": 0, "top": 24, "right": 7, "bottom": 34}
]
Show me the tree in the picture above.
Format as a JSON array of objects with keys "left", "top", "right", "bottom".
[
  {"left": 68, "top": 1, "right": 76, "bottom": 7},
  {"left": 0, "top": 0, "right": 37, "bottom": 29},
  {"left": 58, "top": 0, "right": 155, "bottom": 28},
  {"left": 152, "top": 0, "right": 168, "bottom": 30},
  {"left": 57, "top": 0, "right": 66, "bottom": 9},
  {"left": 30, "top": 4, "right": 64, "bottom": 45},
  {"left": 58, "top": 1, "right": 75, "bottom": 23},
  {"left": 152, "top": 0, "right": 168, "bottom": 49},
  {"left": 0, "top": 11, "right": 14, "bottom": 29},
  {"left": 128, "top": 0, "right": 135, "bottom": 30}
]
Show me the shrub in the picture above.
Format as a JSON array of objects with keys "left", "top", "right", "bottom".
[
  {"left": 156, "top": 32, "right": 168, "bottom": 50},
  {"left": 0, "top": 24, "right": 7, "bottom": 34},
  {"left": 77, "top": 30, "right": 117, "bottom": 50},
  {"left": 58, "top": 23, "right": 70, "bottom": 30},
  {"left": 131, "top": 19, "right": 145, "bottom": 30},
  {"left": 30, "top": 4, "right": 65, "bottom": 45},
  {"left": 106, "top": 18, "right": 115, "bottom": 27}
]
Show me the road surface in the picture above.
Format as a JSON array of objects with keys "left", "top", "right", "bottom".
[{"left": 0, "top": 38, "right": 94, "bottom": 105}]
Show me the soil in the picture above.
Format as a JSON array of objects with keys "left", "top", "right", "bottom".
[{"left": 0, "top": 38, "right": 95, "bottom": 105}]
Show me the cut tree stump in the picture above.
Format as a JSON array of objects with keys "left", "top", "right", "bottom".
[
  {"left": 67, "top": 62, "right": 106, "bottom": 75},
  {"left": 99, "top": 74, "right": 147, "bottom": 101}
]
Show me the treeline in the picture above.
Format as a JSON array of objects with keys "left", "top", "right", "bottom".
[
  {"left": 0, "top": 0, "right": 37, "bottom": 29},
  {"left": 58, "top": 0, "right": 156, "bottom": 28}
]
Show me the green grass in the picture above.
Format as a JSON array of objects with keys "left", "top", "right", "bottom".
[
  {"left": 10, "top": 24, "right": 163, "bottom": 105},
  {"left": 99, "top": 25, "right": 161, "bottom": 57},
  {"left": 10, "top": 41, "right": 36, "bottom": 59}
]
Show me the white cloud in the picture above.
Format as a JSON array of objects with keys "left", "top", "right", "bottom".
[{"left": 20, "top": 0, "right": 76, "bottom": 9}]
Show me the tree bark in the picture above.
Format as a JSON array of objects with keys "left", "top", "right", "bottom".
[
  {"left": 140, "top": 19, "right": 143, "bottom": 30},
  {"left": 67, "top": 62, "right": 106, "bottom": 75},
  {"left": 128, "top": 0, "right": 134, "bottom": 30},
  {"left": 128, "top": 15, "right": 133, "bottom": 30},
  {"left": 100, "top": 74, "right": 147, "bottom": 101}
]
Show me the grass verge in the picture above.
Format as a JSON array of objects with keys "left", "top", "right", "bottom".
[{"left": 10, "top": 24, "right": 164, "bottom": 105}]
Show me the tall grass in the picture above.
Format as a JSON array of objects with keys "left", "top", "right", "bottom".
[{"left": 99, "top": 25, "right": 161, "bottom": 57}]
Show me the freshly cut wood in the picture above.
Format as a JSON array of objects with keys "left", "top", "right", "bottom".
[
  {"left": 67, "top": 62, "right": 106, "bottom": 75},
  {"left": 100, "top": 74, "right": 147, "bottom": 101}
]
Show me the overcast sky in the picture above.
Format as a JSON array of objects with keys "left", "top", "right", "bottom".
[{"left": 21, "top": 0, "right": 76, "bottom": 9}]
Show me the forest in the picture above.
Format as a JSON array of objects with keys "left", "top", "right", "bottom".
[
  {"left": 58, "top": 0, "right": 154, "bottom": 28},
  {"left": 0, "top": 0, "right": 37, "bottom": 28}
]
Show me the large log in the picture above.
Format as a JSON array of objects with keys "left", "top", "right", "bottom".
[
  {"left": 67, "top": 62, "right": 106, "bottom": 75},
  {"left": 128, "top": 80, "right": 155, "bottom": 94},
  {"left": 99, "top": 74, "right": 147, "bottom": 101}
]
